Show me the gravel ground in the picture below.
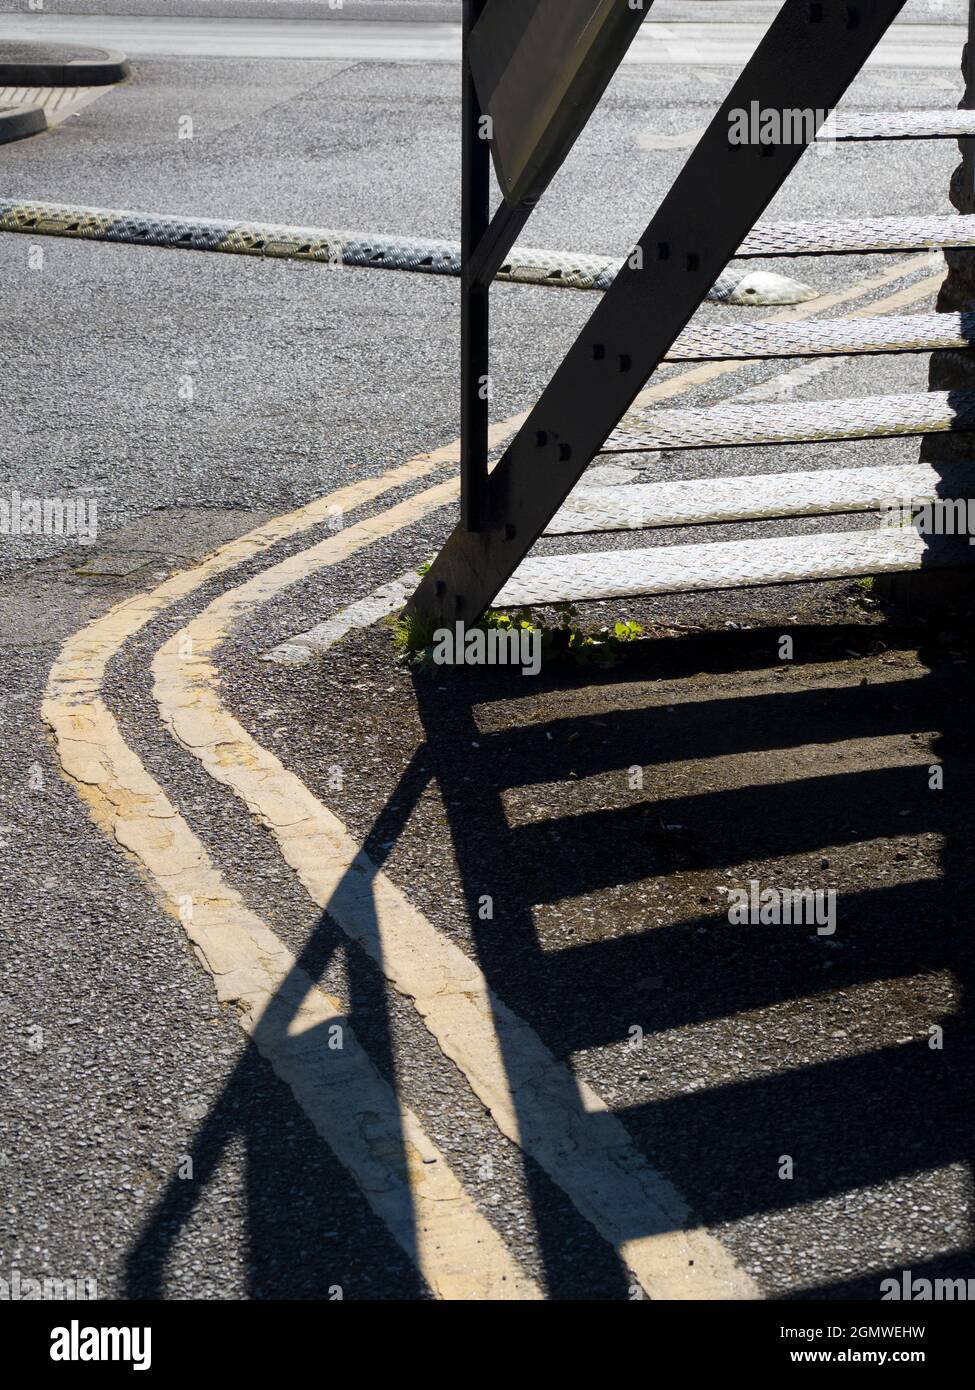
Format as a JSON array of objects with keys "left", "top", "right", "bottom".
[{"left": 217, "top": 594, "right": 975, "bottom": 1299}]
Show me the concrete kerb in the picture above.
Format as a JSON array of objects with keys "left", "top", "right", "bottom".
[
  {"left": 0, "top": 42, "right": 130, "bottom": 86},
  {"left": 0, "top": 105, "right": 47, "bottom": 145}
]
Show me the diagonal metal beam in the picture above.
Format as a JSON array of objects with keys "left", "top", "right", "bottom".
[
  {"left": 409, "top": 0, "right": 909, "bottom": 628},
  {"left": 466, "top": 198, "right": 535, "bottom": 290}
]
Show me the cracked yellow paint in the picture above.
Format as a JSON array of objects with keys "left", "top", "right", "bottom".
[
  {"left": 43, "top": 457, "right": 540, "bottom": 1302},
  {"left": 150, "top": 491, "right": 758, "bottom": 1301}
]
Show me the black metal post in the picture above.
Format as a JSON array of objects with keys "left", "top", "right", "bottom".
[
  {"left": 966, "top": 0, "right": 975, "bottom": 207},
  {"left": 461, "top": 0, "right": 490, "bottom": 531}
]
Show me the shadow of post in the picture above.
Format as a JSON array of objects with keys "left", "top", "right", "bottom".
[{"left": 125, "top": 765, "right": 438, "bottom": 1300}]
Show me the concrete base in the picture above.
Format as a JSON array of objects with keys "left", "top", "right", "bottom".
[
  {"left": 0, "top": 104, "right": 46, "bottom": 146},
  {"left": 0, "top": 42, "right": 129, "bottom": 86}
]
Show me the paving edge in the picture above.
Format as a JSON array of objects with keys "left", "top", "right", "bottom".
[
  {"left": 0, "top": 49, "right": 130, "bottom": 87},
  {"left": 0, "top": 104, "right": 47, "bottom": 145}
]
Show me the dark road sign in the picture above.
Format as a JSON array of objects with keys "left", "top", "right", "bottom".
[{"left": 469, "top": 0, "right": 651, "bottom": 207}]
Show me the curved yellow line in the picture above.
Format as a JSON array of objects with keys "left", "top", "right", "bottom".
[{"left": 42, "top": 458, "right": 539, "bottom": 1301}]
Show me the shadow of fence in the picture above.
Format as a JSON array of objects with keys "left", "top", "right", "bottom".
[{"left": 125, "top": 620, "right": 975, "bottom": 1299}]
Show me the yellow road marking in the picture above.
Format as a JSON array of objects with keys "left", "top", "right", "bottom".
[
  {"left": 44, "top": 482, "right": 538, "bottom": 1301},
  {"left": 152, "top": 495, "right": 758, "bottom": 1300},
  {"left": 43, "top": 250, "right": 943, "bottom": 1300}
]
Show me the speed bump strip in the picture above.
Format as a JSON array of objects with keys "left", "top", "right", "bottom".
[
  {"left": 3, "top": 197, "right": 975, "bottom": 297},
  {"left": 0, "top": 195, "right": 799, "bottom": 302}
]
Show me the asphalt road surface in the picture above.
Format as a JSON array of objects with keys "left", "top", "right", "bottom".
[
  {"left": 0, "top": 9, "right": 969, "bottom": 65},
  {"left": 0, "top": 0, "right": 966, "bottom": 19},
  {"left": 2, "top": 1, "right": 975, "bottom": 1306}
]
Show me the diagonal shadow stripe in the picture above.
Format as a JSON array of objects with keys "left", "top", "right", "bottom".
[
  {"left": 615, "top": 1033, "right": 975, "bottom": 1231},
  {"left": 506, "top": 762, "right": 956, "bottom": 904},
  {"left": 486, "top": 672, "right": 962, "bottom": 788}
]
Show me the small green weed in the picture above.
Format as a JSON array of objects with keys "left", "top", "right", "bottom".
[{"left": 391, "top": 599, "right": 644, "bottom": 669}]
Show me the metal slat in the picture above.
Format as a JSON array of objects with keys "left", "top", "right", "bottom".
[
  {"left": 665, "top": 312, "right": 975, "bottom": 362},
  {"left": 829, "top": 109, "right": 975, "bottom": 140},
  {"left": 499, "top": 214, "right": 975, "bottom": 284},
  {"left": 496, "top": 530, "right": 975, "bottom": 607},
  {"left": 606, "top": 389, "right": 975, "bottom": 452},
  {"left": 545, "top": 462, "right": 975, "bottom": 534},
  {"left": 736, "top": 215, "right": 975, "bottom": 258}
]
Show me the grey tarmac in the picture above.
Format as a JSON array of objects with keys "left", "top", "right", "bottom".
[{"left": 2, "top": 0, "right": 974, "bottom": 1302}]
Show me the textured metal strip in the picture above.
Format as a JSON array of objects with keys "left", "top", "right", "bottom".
[
  {"left": 507, "top": 215, "right": 975, "bottom": 275},
  {"left": 665, "top": 311, "right": 975, "bottom": 362},
  {"left": 606, "top": 390, "right": 975, "bottom": 453},
  {"left": 829, "top": 109, "right": 975, "bottom": 140},
  {"left": 546, "top": 462, "right": 975, "bottom": 534},
  {"left": 736, "top": 215, "right": 975, "bottom": 258},
  {"left": 496, "top": 530, "right": 975, "bottom": 606}
]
